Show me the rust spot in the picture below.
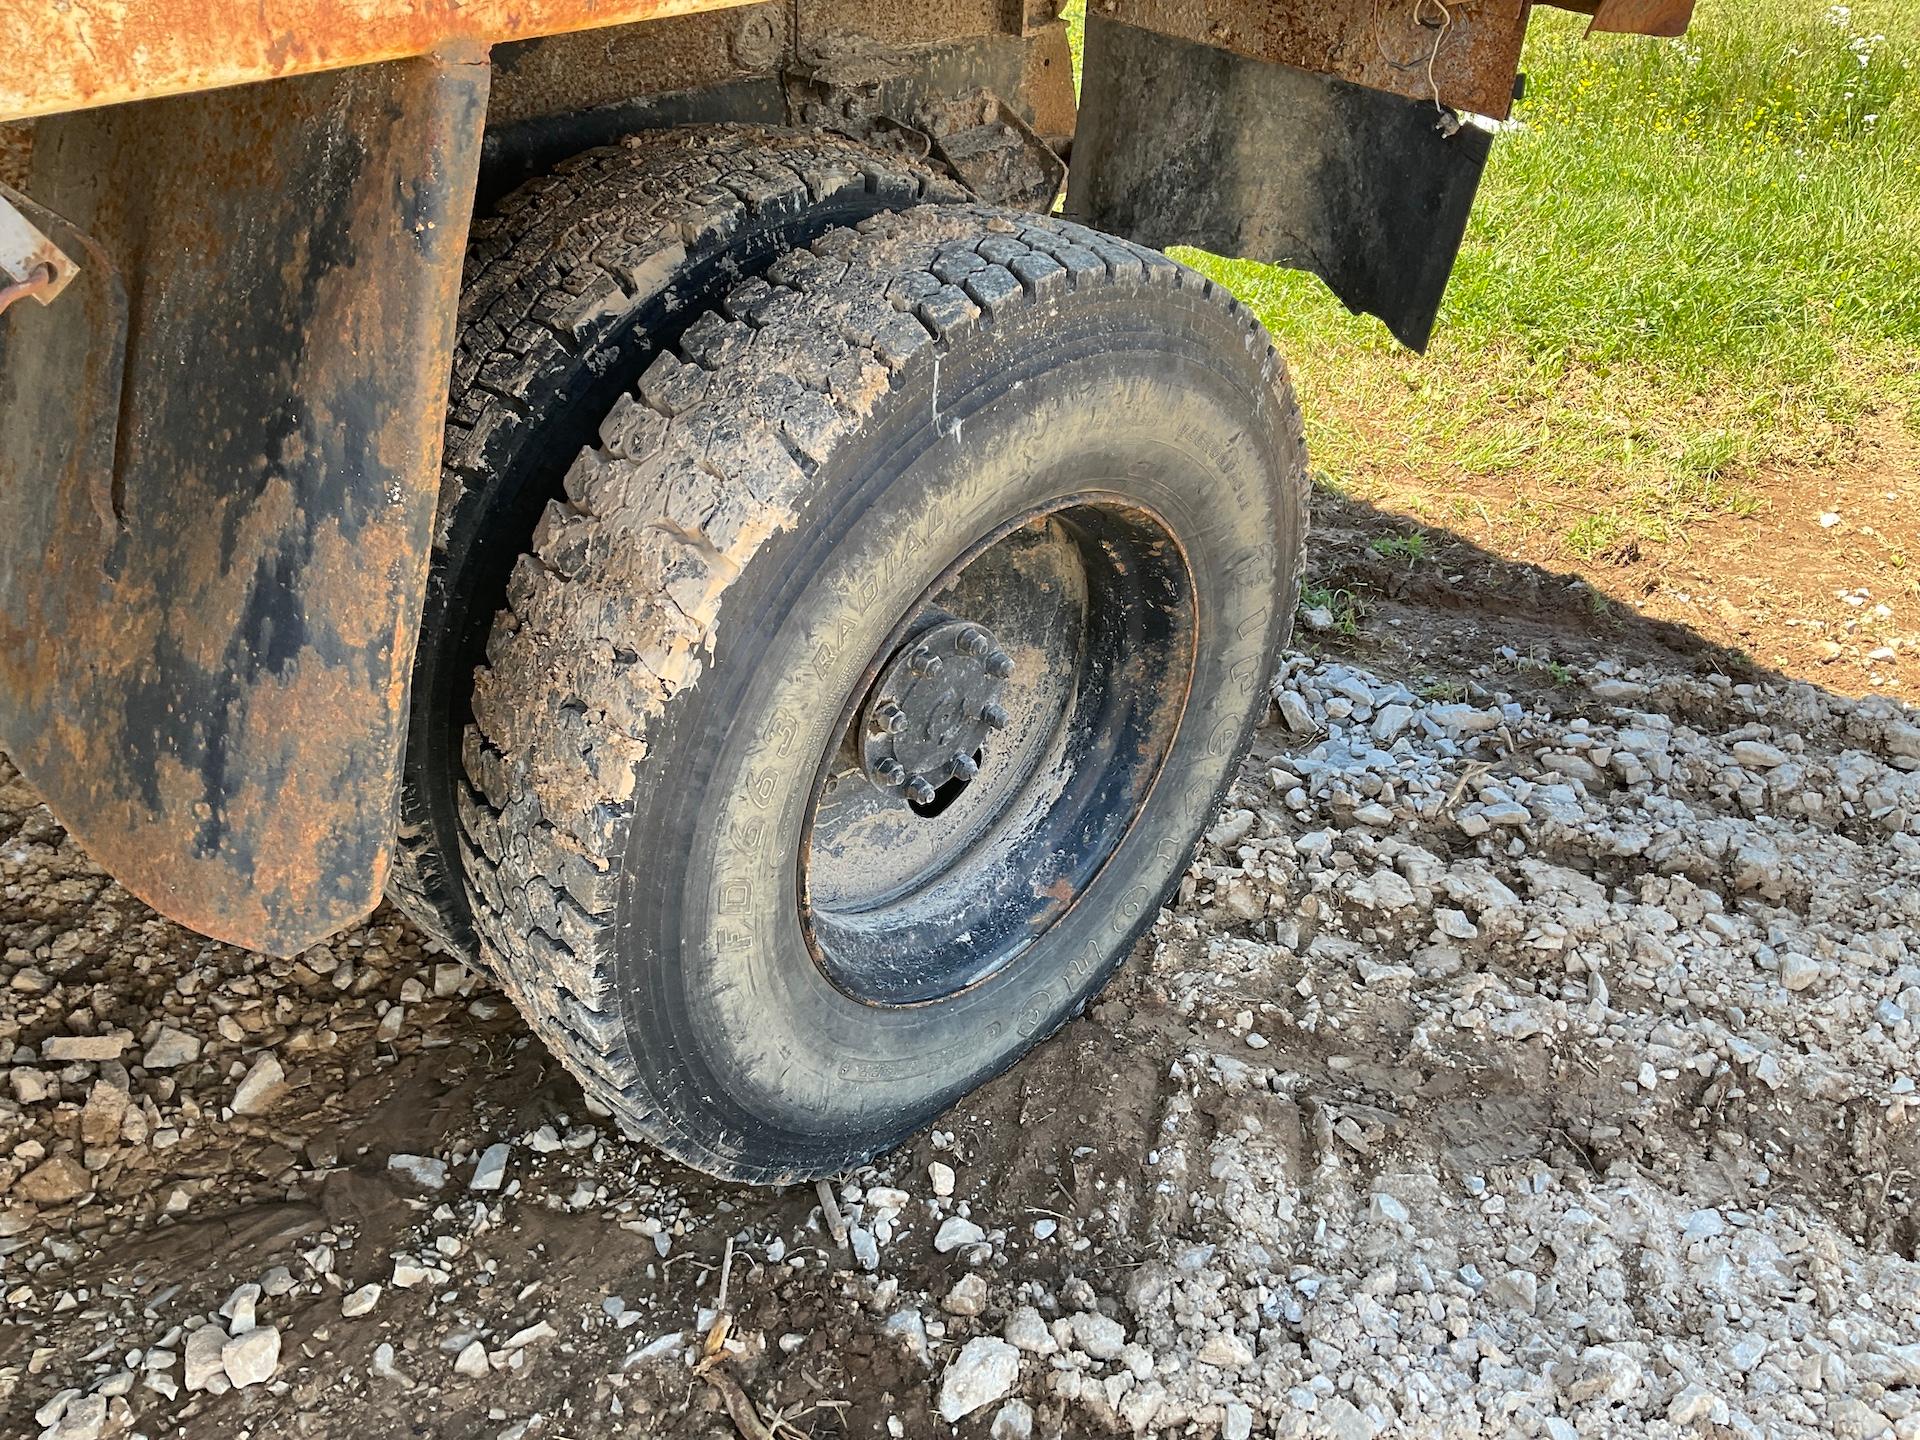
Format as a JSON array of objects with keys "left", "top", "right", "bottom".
[{"left": 1037, "top": 875, "right": 1075, "bottom": 904}]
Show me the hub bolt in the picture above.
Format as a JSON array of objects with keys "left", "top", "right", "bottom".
[
  {"left": 876, "top": 758, "right": 906, "bottom": 786},
  {"left": 909, "top": 647, "right": 944, "bottom": 679},
  {"left": 872, "top": 700, "right": 907, "bottom": 734},
  {"left": 951, "top": 752, "right": 979, "bottom": 780},
  {"left": 956, "top": 627, "right": 991, "bottom": 656},
  {"left": 984, "top": 650, "right": 1014, "bottom": 679},
  {"left": 905, "top": 776, "right": 937, "bottom": 806},
  {"left": 981, "top": 702, "right": 1009, "bottom": 730}
]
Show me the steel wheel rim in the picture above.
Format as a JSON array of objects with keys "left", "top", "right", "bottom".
[{"left": 797, "top": 493, "right": 1197, "bottom": 1008}]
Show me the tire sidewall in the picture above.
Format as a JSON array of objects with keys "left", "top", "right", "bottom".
[{"left": 615, "top": 280, "right": 1298, "bottom": 1174}]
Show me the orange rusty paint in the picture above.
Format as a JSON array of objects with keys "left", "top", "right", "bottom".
[
  {"left": 0, "top": 55, "right": 487, "bottom": 956},
  {"left": 1, "top": 0, "right": 758, "bottom": 124},
  {"left": 1098, "top": 0, "right": 1533, "bottom": 121}
]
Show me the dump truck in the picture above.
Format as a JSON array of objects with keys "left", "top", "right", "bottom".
[{"left": 0, "top": 0, "right": 1692, "bottom": 1183}]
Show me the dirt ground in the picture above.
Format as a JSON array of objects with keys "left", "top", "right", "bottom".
[
  {"left": 1371, "top": 408, "right": 1920, "bottom": 707},
  {"left": 7, "top": 484, "right": 1920, "bottom": 1440}
]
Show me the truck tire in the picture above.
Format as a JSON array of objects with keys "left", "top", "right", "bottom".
[
  {"left": 388, "top": 127, "right": 963, "bottom": 954},
  {"left": 461, "top": 205, "right": 1308, "bottom": 1182}
]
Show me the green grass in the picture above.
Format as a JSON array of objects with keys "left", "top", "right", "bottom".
[
  {"left": 1066, "top": 0, "right": 1920, "bottom": 557},
  {"left": 1298, "top": 582, "right": 1365, "bottom": 637},
  {"left": 1368, "top": 532, "right": 1432, "bottom": 564}
]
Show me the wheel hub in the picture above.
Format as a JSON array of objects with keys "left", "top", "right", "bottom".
[{"left": 858, "top": 617, "right": 1012, "bottom": 804}]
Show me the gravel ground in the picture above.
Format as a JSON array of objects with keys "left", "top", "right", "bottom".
[{"left": 5, "top": 505, "right": 1920, "bottom": 1440}]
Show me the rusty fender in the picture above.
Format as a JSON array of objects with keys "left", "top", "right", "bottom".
[{"left": 0, "top": 54, "right": 489, "bottom": 955}]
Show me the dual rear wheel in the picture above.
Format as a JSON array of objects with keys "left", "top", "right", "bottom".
[{"left": 391, "top": 128, "right": 1307, "bottom": 1182}]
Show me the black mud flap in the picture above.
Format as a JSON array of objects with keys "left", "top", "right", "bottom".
[
  {"left": 0, "top": 55, "right": 488, "bottom": 955},
  {"left": 1068, "top": 15, "right": 1493, "bottom": 351}
]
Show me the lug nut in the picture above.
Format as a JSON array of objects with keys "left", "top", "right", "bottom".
[
  {"left": 905, "top": 776, "right": 937, "bottom": 806},
  {"left": 951, "top": 752, "right": 979, "bottom": 780},
  {"left": 876, "top": 758, "right": 906, "bottom": 786},
  {"left": 872, "top": 700, "right": 907, "bottom": 734},
  {"left": 909, "top": 647, "right": 944, "bottom": 679},
  {"left": 981, "top": 702, "right": 1009, "bottom": 729},
  {"left": 984, "top": 650, "right": 1013, "bottom": 679},
  {"left": 956, "top": 627, "right": 991, "bottom": 656}
]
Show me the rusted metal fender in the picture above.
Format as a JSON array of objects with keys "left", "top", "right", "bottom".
[
  {"left": 0, "top": 53, "right": 489, "bottom": 956},
  {"left": 0, "top": 0, "right": 753, "bottom": 124}
]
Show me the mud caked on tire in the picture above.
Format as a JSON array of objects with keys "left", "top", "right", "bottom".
[
  {"left": 459, "top": 197, "right": 1307, "bottom": 1181},
  {"left": 389, "top": 127, "right": 964, "bottom": 954}
]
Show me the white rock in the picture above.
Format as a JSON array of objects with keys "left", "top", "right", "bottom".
[
  {"left": 1780, "top": 952, "right": 1821, "bottom": 992},
  {"left": 221, "top": 1326, "right": 280, "bottom": 1388},
  {"left": 1278, "top": 691, "right": 1317, "bottom": 736},
  {"left": 502, "top": 1320, "right": 555, "bottom": 1349},
  {"left": 943, "top": 1273, "right": 989, "bottom": 1316},
  {"left": 1371, "top": 704, "right": 1415, "bottom": 743},
  {"left": 1223, "top": 1401, "right": 1255, "bottom": 1440},
  {"left": 43, "top": 1033, "right": 128, "bottom": 1062},
  {"left": 1567, "top": 1345, "right": 1642, "bottom": 1404},
  {"left": 231, "top": 1054, "right": 287, "bottom": 1115},
  {"left": 388, "top": 1153, "right": 447, "bottom": 1189},
  {"left": 1320, "top": 1395, "right": 1376, "bottom": 1440},
  {"left": 1490, "top": 1269, "right": 1538, "bottom": 1314},
  {"left": 342, "top": 1284, "right": 382, "bottom": 1317},
  {"left": 1668, "top": 1384, "right": 1721, "bottom": 1424},
  {"left": 990, "top": 1398, "right": 1034, "bottom": 1440},
  {"left": 469, "top": 1142, "right": 511, "bottom": 1191},
  {"left": 1065, "top": 1311, "right": 1126, "bottom": 1361},
  {"left": 1197, "top": 1331, "right": 1255, "bottom": 1369},
  {"left": 1368, "top": 1192, "right": 1410, "bottom": 1225},
  {"left": 928, "top": 1162, "right": 956, "bottom": 1197},
  {"left": 43, "top": 1392, "right": 107, "bottom": 1440},
  {"left": 936, "top": 1337, "right": 1019, "bottom": 1423},
  {"left": 933, "top": 1216, "right": 986, "bottom": 1253},
  {"left": 183, "top": 1324, "right": 229, "bottom": 1392},
  {"left": 1003, "top": 1306, "right": 1056, "bottom": 1354},
  {"left": 220, "top": 1282, "right": 261, "bottom": 1333},
  {"left": 453, "top": 1341, "right": 489, "bottom": 1378},
  {"left": 1732, "top": 739, "right": 1788, "bottom": 770},
  {"left": 142, "top": 1026, "right": 201, "bottom": 1069}
]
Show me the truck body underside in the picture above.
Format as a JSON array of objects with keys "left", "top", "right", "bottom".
[{"left": 0, "top": 0, "right": 1693, "bottom": 953}]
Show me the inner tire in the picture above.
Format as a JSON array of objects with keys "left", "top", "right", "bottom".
[
  {"left": 460, "top": 205, "right": 1308, "bottom": 1182},
  {"left": 387, "top": 126, "right": 962, "bottom": 953}
]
